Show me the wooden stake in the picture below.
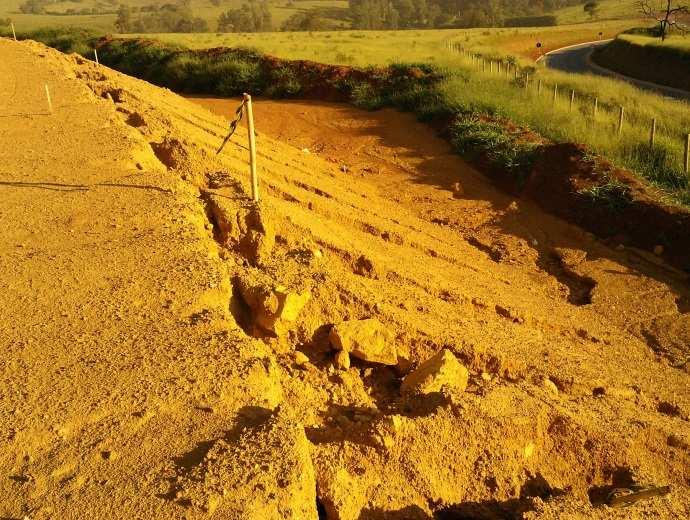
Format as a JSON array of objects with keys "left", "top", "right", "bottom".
[
  {"left": 650, "top": 118, "right": 657, "bottom": 148},
  {"left": 11, "top": 22, "right": 16, "bottom": 41},
  {"left": 94, "top": 48, "right": 99, "bottom": 66},
  {"left": 243, "top": 93, "right": 259, "bottom": 202},
  {"left": 617, "top": 106, "right": 625, "bottom": 136},
  {"left": 525, "top": 73, "right": 529, "bottom": 89},
  {"left": 538, "top": 79, "right": 542, "bottom": 94},
  {"left": 553, "top": 84, "right": 558, "bottom": 106},
  {"left": 685, "top": 134, "right": 690, "bottom": 175},
  {"left": 593, "top": 97, "right": 598, "bottom": 120},
  {"left": 570, "top": 90, "right": 575, "bottom": 112},
  {"left": 45, "top": 84, "right": 52, "bottom": 114}
]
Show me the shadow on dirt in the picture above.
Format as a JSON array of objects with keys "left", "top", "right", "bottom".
[
  {"left": 158, "top": 405, "right": 274, "bottom": 502},
  {"left": 437, "top": 473, "right": 562, "bottom": 519}
]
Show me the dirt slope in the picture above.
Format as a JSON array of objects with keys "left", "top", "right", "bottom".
[{"left": 1, "top": 38, "right": 690, "bottom": 520}]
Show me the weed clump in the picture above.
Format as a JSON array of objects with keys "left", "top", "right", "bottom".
[
  {"left": 624, "top": 143, "right": 689, "bottom": 197},
  {"left": 578, "top": 178, "right": 632, "bottom": 211},
  {"left": 450, "top": 115, "right": 538, "bottom": 186}
]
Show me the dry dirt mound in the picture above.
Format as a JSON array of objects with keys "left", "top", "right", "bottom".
[{"left": 1, "top": 38, "right": 690, "bottom": 520}]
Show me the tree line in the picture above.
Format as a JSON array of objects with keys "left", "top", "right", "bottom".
[
  {"left": 349, "top": 0, "right": 586, "bottom": 30},
  {"left": 16, "top": 0, "right": 595, "bottom": 33}
]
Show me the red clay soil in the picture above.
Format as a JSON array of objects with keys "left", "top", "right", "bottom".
[{"left": 526, "top": 143, "right": 690, "bottom": 270}]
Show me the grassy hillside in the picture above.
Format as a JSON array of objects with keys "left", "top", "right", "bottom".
[
  {"left": 8, "top": 17, "right": 689, "bottom": 205},
  {"left": 555, "top": 0, "right": 643, "bottom": 24},
  {"left": 0, "top": 0, "right": 349, "bottom": 32},
  {"left": 1, "top": 0, "right": 649, "bottom": 33},
  {"left": 593, "top": 33, "right": 690, "bottom": 91},
  {"left": 135, "top": 19, "right": 642, "bottom": 65},
  {"left": 621, "top": 32, "right": 690, "bottom": 52}
]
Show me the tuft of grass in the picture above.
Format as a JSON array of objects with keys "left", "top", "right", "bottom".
[
  {"left": 449, "top": 115, "right": 538, "bottom": 186},
  {"left": 624, "top": 143, "right": 689, "bottom": 193},
  {"left": 578, "top": 178, "right": 632, "bottom": 210}
]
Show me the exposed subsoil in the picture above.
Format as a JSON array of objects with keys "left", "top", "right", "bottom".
[{"left": 1, "top": 38, "right": 690, "bottom": 520}]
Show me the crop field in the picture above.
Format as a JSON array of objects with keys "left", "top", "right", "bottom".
[{"left": 1, "top": 0, "right": 649, "bottom": 34}]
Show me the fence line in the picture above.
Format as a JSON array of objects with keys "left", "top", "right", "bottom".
[{"left": 444, "top": 40, "right": 690, "bottom": 182}]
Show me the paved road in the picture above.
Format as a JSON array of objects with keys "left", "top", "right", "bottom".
[{"left": 544, "top": 40, "right": 690, "bottom": 101}]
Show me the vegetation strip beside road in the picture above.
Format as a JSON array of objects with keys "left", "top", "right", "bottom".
[{"left": 593, "top": 34, "right": 690, "bottom": 93}]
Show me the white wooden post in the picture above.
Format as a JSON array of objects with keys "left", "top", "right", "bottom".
[
  {"left": 243, "top": 93, "right": 259, "bottom": 202},
  {"left": 45, "top": 84, "right": 53, "bottom": 114}
]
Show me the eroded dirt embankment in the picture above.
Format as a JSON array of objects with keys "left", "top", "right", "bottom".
[
  {"left": 94, "top": 37, "right": 690, "bottom": 272},
  {"left": 1, "top": 38, "right": 690, "bottom": 520}
]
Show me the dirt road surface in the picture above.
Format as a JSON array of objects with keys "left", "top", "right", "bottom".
[{"left": 1, "top": 38, "right": 690, "bottom": 519}]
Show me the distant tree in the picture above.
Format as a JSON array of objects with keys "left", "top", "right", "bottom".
[
  {"left": 115, "top": 2, "right": 207, "bottom": 33},
  {"left": 583, "top": 1, "right": 599, "bottom": 19},
  {"left": 344, "top": 0, "right": 588, "bottom": 29},
  {"left": 281, "top": 10, "right": 328, "bottom": 31},
  {"left": 115, "top": 4, "right": 133, "bottom": 31},
  {"left": 218, "top": 0, "right": 271, "bottom": 31},
  {"left": 639, "top": 0, "right": 689, "bottom": 41},
  {"left": 209, "top": 0, "right": 222, "bottom": 5},
  {"left": 19, "top": 0, "right": 50, "bottom": 14}
]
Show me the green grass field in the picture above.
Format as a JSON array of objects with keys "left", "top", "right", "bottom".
[
  {"left": 1, "top": 0, "right": 651, "bottom": 33},
  {"left": 0, "top": 0, "right": 349, "bottom": 32},
  {"left": 135, "top": 19, "right": 644, "bottom": 65},
  {"left": 555, "top": 0, "right": 644, "bottom": 24},
  {"left": 620, "top": 32, "right": 690, "bottom": 52}
]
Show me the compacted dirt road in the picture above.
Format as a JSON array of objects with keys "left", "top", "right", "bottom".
[{"left": 2, "top": 38, "right": 690, "bottom": 519}]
